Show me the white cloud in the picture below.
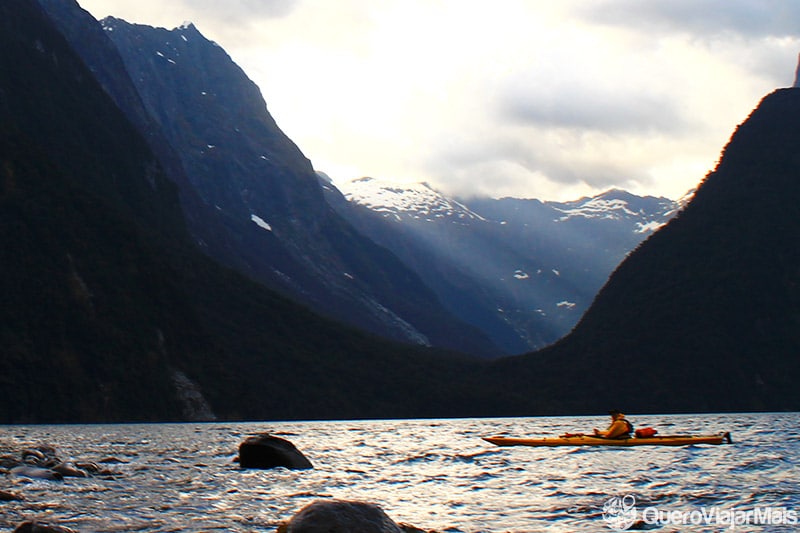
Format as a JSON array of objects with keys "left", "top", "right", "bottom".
[
  {"left": 76, "top": 0, "right": 800, "bottom": 201},
  {"left": 584, "top": 0, "right": 800, "bottom": 40}
]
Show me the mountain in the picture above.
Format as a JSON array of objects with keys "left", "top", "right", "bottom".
[
  {"left": 326, "top": 177, "right": 679, "bottom": 354},
  {"left": 36, "top": 0, "right": 680, "bottom": 359},
  {"left": 484, "top": 88, "right": 800, "bottom": 414},
  {"left": 37, "top": 1, "right": 497, "bottom": 356},
  {"left": 9, "top": 0, "right": 796, "bottom": 421},
  {"left": 1, "top": 0, "right": 510, "bottom": 422},
  {"left": 34, "top": 0, "right": 234, "bottom": 263}
]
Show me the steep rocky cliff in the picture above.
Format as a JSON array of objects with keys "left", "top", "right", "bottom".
[{"left": 90, "top": 13, "right": 496, "bottom": 355}]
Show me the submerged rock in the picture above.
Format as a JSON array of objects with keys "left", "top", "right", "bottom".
[
  {"left": 237, "top": 434, "right": 312, "bottom": 470},
  {"left": 279, "top": 500, "right": 403, "bottom": 533},
  {"left": 13, "top": 521, "right": 77, "bottom": 533},
  {"left": 52, "top": 462, "right": 89, "bottom": 478},
  {"left": 9, "top": 465, "right": 63, "bottom": 481},
  {"left": 0, "top": 489, "right": 24, "bottom": 501}
]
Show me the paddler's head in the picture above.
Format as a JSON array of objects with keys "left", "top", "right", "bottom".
[{"left": 608, "top": 409, "right": 623, "bottom": 420}]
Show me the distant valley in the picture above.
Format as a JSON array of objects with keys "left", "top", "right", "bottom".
[{"left": 325, "top": 177, "right": 682, "bottom": 353}]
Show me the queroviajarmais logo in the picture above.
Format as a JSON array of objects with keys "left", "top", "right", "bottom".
[{"left": 603, "top": 494, "right": 637, "bottom": 530}]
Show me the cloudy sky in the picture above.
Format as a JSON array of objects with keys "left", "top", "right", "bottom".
[{"left": 77, "top": 0, "right": 800, "bottom": 201}]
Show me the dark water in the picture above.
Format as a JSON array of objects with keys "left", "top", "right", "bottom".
[{"left": 0, "top": 413, "right": 798, "bottom": 532}]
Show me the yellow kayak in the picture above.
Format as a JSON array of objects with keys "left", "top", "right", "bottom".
[{"left": 483, "top": 432, "right": 732, "bottom": 447}]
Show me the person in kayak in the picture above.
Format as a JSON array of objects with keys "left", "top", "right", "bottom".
[{"left": 594, "top": 410, "right": 634, "bottom": 439}]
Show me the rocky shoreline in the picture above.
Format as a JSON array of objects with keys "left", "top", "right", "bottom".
[
  {"left": 0, "top": 444, "right": 121, "bottom": 482},
  {"left": 1, "top": 444, "right": 124, "bottom": 533}
]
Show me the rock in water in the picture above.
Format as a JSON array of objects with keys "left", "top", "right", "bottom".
[
  {"left": 51, "top": 462, "right": 89, "bottom": 478},
  {"left": 0, "top": 489, "right": 23, "bottom": 501},
  {"left": 280, "top": 500, "right": 403, "bottom": 533},
  {"left": 9, "top": 465, "right": 63, "bottom": 481},
  {"left": 14, "top": 521, "right": 77, "bottom": 533},
  {"left": 237, "top": 434, "right": 312, "bottom": 470}
]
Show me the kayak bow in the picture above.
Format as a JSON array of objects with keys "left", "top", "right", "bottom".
[{"left": 483, "top": 432, "right": 732, "bottom": 447}]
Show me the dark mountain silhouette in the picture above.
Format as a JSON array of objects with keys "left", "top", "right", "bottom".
[
  {"left": 485, "top": 88, "right": 800, "bottom": 414},
  {"left": 1, "top": 0, "right": 502, "bottom": 422}
]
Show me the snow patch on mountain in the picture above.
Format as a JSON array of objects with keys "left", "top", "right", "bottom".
[
  {"left": 250, "top": 214, "right": 272, "bottom": 231},
  {"left": 340, "top": 177, "right": 485, "bottom": 223},
  {"left": 554, "top": 192, "right": 640, "bottom": 221},
  {"left": 636, "top": 220, "right": 665, "bottom": 233}
]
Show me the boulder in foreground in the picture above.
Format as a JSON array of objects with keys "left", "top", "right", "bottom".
[{"left": 278, "top": 500, "right": 403, "bottom": 533}]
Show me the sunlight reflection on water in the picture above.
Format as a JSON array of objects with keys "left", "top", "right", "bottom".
[{"left": 0, "top": 413, "right": 798, "bottom": 532}]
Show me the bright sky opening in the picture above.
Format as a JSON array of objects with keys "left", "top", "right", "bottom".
[{"left": 76, "top": 0, "right": 800, "bottom": 201}]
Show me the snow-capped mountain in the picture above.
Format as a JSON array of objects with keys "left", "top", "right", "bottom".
[
  {"left": 341, "top": 177, "right": 485, "bottom": 223},
  {"left": 327, "top": 179, "right": 681, "bottom": 354},
  {"left": 552, "top": 189, "right": 673, "bottom": 230}
]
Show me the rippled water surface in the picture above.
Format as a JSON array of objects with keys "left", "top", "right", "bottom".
[{"left": 1, "top": 413, "right": 798, "bottom": 532}]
